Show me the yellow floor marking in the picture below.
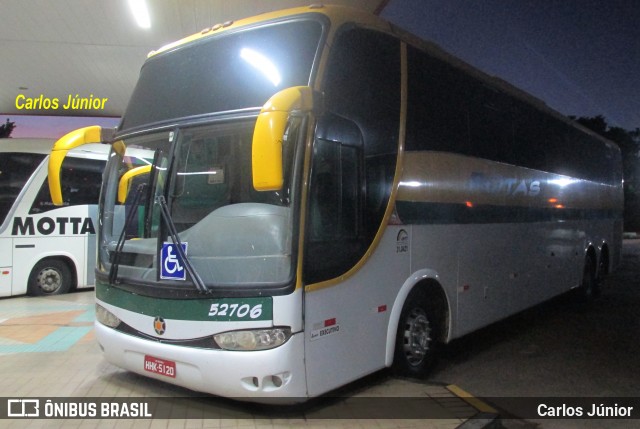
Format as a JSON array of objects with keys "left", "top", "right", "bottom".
[{"left": 447, "top": 384, "right": 498, "bottom": 414}]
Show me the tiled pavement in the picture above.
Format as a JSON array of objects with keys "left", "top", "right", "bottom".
[{"left": 0, "top": 291, "right": 499, "bottom": 429}]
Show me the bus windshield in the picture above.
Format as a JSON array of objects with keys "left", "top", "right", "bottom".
[
  {"left": 98, "top": 17, "right": 322, "bottom": 292},
  {"left": 119, "top": 19, "right": 323, "bottom": 132},
  {"left": 99, "top": 119, "right": 300, "bottom": 290}
]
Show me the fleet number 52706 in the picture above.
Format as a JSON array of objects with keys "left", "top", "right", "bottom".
[{"left": 208, "top": 303, "right": 262, "bottom": 319}]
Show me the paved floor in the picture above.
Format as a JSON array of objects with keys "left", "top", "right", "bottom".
[{"left": 0, "top": 291, "right": 497, "bottom": 429}]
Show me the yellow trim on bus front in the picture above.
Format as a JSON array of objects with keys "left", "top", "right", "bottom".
[
  {"left": 148, "top": 6, "right": 321, "bottom": 58},
  {"left": 147, "top": 5, "right": 386, "bottom": 59},
  {"left": 118, "top": 165, "right": 152, "bottom": 204},
  {"left": 252, "top": 86, "right": 314, "bottom": 191},
  {"left": 48, "top": 126, "right": 103, "bottom": 206}
]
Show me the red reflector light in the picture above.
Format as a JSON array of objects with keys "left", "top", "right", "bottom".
[{"left": 324, "top": 318, "right": 336, "bottom": 327}]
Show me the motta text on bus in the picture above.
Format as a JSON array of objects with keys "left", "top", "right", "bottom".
[{"left": 12, "top": 216, "right": 96, "bottom": 236}]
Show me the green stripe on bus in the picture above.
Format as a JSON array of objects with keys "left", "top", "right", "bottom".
[
  {"left": 96, "top": 284, "right": 272, "bottom": 322},
  {"left": 395, "top": 200, "right": 622, "bottom": 225}
]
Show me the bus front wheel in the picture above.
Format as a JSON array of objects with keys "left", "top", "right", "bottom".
[
  {"left": 393, "top": 289, "right": 439, "bottom": 378},
  {"left": 28, "top": 259, "right": 72, "bottom": 296}
]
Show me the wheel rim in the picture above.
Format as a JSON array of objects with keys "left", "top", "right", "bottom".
[
  {"left": 36, "top": 267, "right": 62, "bottom": 294},
  {"left": 402, "top": 307, "right": 432, "bottom": 366}
]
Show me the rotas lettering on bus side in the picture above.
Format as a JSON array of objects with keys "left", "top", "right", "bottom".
[{"left": 468, "top": 172, "right": 541, "bottom": 197}]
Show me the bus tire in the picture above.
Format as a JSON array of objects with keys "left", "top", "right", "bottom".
[
  {"left": 27, "top": 259, "right": 72, "bottom": 296},
  {"left": 597, "top": 246, "right": 609, "bottom": 286},
  {"left": 577, "top": 255, "right": 598, "bottom": 301},
  {"left": 392, "top": 289, "right": 439, "bottom": 378}
]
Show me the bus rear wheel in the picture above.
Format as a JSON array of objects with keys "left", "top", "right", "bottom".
[
  {"left": 393, "top": 290, "right": 439, "bottom": 378},
  {"left": 28, "top": 259, "right": 72, "bottom": 296},
  {"left": 577, "top": 255, "right": 598, "bottom": 301}
]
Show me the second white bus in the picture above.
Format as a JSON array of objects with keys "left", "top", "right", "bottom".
[{"left": 0, "top": 139, "right": 108, "bottom": 297}]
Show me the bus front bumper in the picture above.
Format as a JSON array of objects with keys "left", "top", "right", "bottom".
[{"left": 95, "top": 322, "right": 308, "bottom": 402}]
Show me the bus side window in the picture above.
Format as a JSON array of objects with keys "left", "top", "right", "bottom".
[
  {"left": 308, "top": 136, "right": 360, "bottom": 241},
  {"left": 305, "top": 116, "right": 363, "bottom": 283},
  {"left": 0, "top": 153, "right": 46, "bottom": 223},
  {"left": 304, "top": 27, "right": 400, "bottom": 284},
  {"left": 468, "top": 86, "right": 513, "bottom": 163},
  {"left": 406, "top": 45, "right": 471, "bottom": 154},
  {"left": 29, "top": 157, "right": 104, "bottom": 214}
]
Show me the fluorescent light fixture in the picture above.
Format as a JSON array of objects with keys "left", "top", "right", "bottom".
[
  {"left": 128, "top": 0, "right": 151, "bottom": 29},
  {"left": 240, "top": 48, "right": 282, "bottom": 86}
]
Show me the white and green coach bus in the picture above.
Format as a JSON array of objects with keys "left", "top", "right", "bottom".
[
  {"left": 48, "top": 5, "right": 622, "bottom": 400},
  {"left": 0, "top": 139, "right": 108, "bottom": 296}
]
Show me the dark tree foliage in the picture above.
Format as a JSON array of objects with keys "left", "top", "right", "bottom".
[
  {"left": 0, "top": 118, "right": 16, "bottom": 138},
  {"left": 573, "top": 115, "right": 640, "bottom": 232}
]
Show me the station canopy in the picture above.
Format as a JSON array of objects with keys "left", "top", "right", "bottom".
[{"left": 1, "top": 0, "right": 388, "bottom": 118}]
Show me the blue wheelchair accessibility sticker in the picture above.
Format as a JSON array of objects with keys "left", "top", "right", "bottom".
[{"left": 160, "top": 242, "right": 188, "bottom": 280}]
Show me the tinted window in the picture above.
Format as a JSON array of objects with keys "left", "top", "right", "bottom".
[
  {"left": 30, "top": 157, "right": 104, "bottom": 214},
  {"left": 323, "top": 27, "right": 400, "bottom": 157},
  {"left": 406, "top": 46, "right": 470, "bottom": 154},
  {"left": 121, "top": 20, "right": 323, "bottom": 131},
  {"left": 0, "top": 153, "right": 45, "bottom": 225},
  {"left": 511, "top": 101, "right": 551, "bottom": 171},
  {"left": 308, "top": 138, "right": 360, "bottom": 242},
  {"left": 305, "top": 28, "right": 400, "bottom": 283},
  {"left": 407, "top": 45, "right": 619, "bottom": 184},
  {"left": 468, "top": 85, "right": 513, "bottom": 163}
]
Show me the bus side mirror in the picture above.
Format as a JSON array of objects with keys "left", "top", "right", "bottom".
[
  {"left": 118, "top": 165, "right": 152, "bottom": 203},
  {"left": 48, "top": 126, "right": 106, "bottom": 206},
  {"left": 252, "top": 86, "right": 314, "bottom": 191}
]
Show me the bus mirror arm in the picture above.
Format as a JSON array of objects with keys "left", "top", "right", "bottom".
[
  {"left": 118, "top": 165, "right": 152, "bottom": 204},
  {"left": 48, "top": 125, "right": 117, "bottom": 205},
  {"left": 252, "top": 86, "right": 316, "bottom": 192}
]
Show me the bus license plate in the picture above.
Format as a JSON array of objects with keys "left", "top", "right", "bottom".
[{"left": 144, "top": 355, "right": 176, "bottom": 378}]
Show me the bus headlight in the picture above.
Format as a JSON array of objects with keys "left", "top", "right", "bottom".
[
  {"left": 96, "top": 304, "right": 121, "bottom": 328},
  {"left": 214, "top": 328, "right": 291, "bottom": 351}
]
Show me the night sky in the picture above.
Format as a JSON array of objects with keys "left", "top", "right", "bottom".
[{"left": 382, "top": 0, "right": 640, "bottom": 131}]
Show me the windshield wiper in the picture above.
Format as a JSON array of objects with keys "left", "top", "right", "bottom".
[
  {"left": 109, "top": 183, "right": 147, "bottom": 284},
  {"left": 156, "top": 195, "right": 210, "bottom": 294}
]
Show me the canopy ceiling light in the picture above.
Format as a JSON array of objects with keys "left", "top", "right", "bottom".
[{"left": 128, "top": 0, "right": 151, "bottom": 29}]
